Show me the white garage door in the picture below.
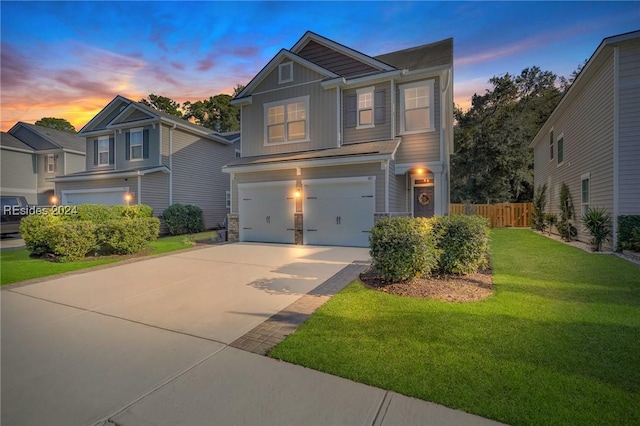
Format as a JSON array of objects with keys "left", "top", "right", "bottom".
[
  {"left": 238, "top": 181, "right": 295, "bottom": 244},
  {"left": 303, "top": 177, "right": 375, "bottom": 247},
  {"left": 62, "top": 189, "right": 128, "bottom": 206}
]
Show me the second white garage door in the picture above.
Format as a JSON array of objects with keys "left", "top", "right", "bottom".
[
  {"left": 61, "top": 188, "right": 128, "bottom": 206},
  {"left": 303, "top": 177, "right": 375, "bottom": 247},
  {"left": 238, "top": 181, "right": 295, "bottom": 244}
]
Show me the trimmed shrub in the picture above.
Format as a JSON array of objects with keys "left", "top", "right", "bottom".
[
  {"left": 101, "top": 217, "right": 160, "bottom": 254},
  {"left": 114, "top": 205, "right": 154, "bottom": 218},
  {"left": 19, "top": 214, "right": 61, "bottom": 255},
  {"left": 75, "top": 204, "right": 120, "bottom": 223},
  {"left": 47, "top": 221, "right": 97, "bottom": 261},
  {"left": 432, "top": 215, "right": 490, "bottom": 275},
  {"left": 369, "top": 217, "right": 439, "bottom": 282},
  {"left": 532, "top": 183, "right": 548, "bottom": 231},
  {"left": 617, "top": 215, "right": 640, "bottom": 252},
  {"left": 162, "top": 203, "right": 204, "bottom": 235}
]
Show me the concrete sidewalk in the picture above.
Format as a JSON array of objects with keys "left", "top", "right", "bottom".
[{"left": 2, "top": 243, "right": 505, "bottom": 426}]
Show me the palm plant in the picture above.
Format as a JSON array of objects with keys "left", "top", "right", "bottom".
[{"left": 582, "top": 207, "right": 611, "bottom": 252}]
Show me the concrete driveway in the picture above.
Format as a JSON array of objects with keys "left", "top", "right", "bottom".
[{"left": 1, "top": 243, "right": 369, "bottom": 426}]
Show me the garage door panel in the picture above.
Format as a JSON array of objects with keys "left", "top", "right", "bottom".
[
  {"left": 239, "top": 184, "right": 295, "bottom": 244},
  {"left": 62, "top": 191, "right": 127, "bottom": 206}
]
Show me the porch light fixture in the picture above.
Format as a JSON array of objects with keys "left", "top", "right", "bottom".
[
  {"left": 124, "top": 193, "right": 133, "bottom": 206},
  {"left": 50, "top": 195, "right": 59, "bottom": 206},
  {"left": 294, "top": 188, "right": 301, "bottom": 198},
  {"left": 416, "top": 168, "right": 424, "bottom": 174}
]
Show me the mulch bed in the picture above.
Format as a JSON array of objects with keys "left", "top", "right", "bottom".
[{"left": 359, "top": 265, "right": 494, "bottom": 303}]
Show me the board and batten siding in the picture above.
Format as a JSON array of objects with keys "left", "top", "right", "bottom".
[
  {"left": 297, "top": 40, "right": 379, "bottom": 77},
  {"left": 231, "top": 163, "right": 387, "bottom": 213},
  {"left": 617, "top": 40, "right": 640, "bottom": 215},
  {"left": 1, "top": 149, "right": 37, "bottom": 203},
  {"left": 343, "top": 82, "right": 392, "bottom": 144},
  {"left": 171, "top": 129, "right": 235, "bottom": 229},
  {"left": 253, "top": 59, "right": 327, "bottom": 93},
  {"left": 394, "top": 76, "right": 441, "bottom": 164},
  {"left": 241, "top": 77, "right": 339, "bottom": 157},
  {"left": 533, "top": 52, "right": 615, "bottom": 245}
]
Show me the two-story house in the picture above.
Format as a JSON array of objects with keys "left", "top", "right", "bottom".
[
  {"left": 51, "top": 95, "right": 240, "bottom": 229},
  {"left": 223, "top": 31, "right": 453, "bottom": 247},
  {"left": 530, "top": 30, "right": 640, "bottom": 250},
  {"left": 1, "top": 122, "right": 86, "bottom": 205}
]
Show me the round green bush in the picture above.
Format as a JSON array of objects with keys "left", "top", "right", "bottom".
[
  {"left": 162, "top": 203, "right": 204, "bottom": 235},
  {"left": 47, "top": 221, "right": 97, "bottom": 261},
  {"left": 432, "top": 215, "right": 489, "bottom": 275},
  {"left": 19, "top": 213, "right": 61, "bottom": 255},
  {"left": 369, "top": 216, "right": 439, "bottom": 283}
]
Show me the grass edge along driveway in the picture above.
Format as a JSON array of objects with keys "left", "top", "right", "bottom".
[
  {"left": 0, "top": 231, "right": 216, "bottom": 286},
  {"left": 270, "top": 229, "right": 640, "bottom": 426}
]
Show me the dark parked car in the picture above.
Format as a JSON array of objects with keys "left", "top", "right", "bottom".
[{"left": 1, "top": 196, "right": 29, "bottom": 235}]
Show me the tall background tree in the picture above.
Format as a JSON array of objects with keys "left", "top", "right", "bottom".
[
  {"left": 35, "top": 117, "right": 76, "bottom": 133},
  {"left": 451, "top": 66, "right": 576, "bottom": 204},
  {"left": 139, "top": 94, "right": 183, "bottom": 118}
]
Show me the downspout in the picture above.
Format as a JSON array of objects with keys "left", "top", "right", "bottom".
[
  {"left": 169, "top": 123, "right": 176, "bottom": 205},
  {"left": 137, "top": 172, "right": 142, "bottom": 205},
  {"left": 384, "top": 160, "right": 390, "bottom": 214}
]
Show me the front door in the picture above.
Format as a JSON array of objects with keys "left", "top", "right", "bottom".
[{"left": 414, "top": 186, "right": 434, "bottom": 217}]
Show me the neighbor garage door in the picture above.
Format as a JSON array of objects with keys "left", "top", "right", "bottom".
[
  {"left": 303, "top": 177, "right": 375, "bottom": 247},
  {"left": 61, "top": 189, "right": 128, "bottom": 206},
  {"left": 238, "top": 181, "right": 295, "bottom": 244}
]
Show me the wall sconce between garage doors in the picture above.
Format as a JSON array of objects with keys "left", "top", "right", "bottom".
[{"left": 294, "top": 187, "right": 301, "bottom": 198}]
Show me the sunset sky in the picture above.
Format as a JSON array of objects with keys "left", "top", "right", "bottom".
[{"left": 1, "top": 1, "right": 638, "bottom": 132}]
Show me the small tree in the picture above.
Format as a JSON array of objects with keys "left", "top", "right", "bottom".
[
  {"left": 557, "top": 183, "right": 577, "bottom": 241},
  {"left": 582, "top": 207, "right": 611, "bottom": 252},
  {"left": 532, "top": 183, "right": 547, "bottom": 231}
]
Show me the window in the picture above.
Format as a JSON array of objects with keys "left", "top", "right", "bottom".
[
  {"left": 46, "top": 154, "right": 55, "bottom": 173},
  {"left": 400, "top": 80, "right": 434, "bottom": 134},
  {"left": 235, "top": 149, "right": 241, "bottom": 159},
  {"left": 581, "top": 174, "right": 590, "bottom": 217},
  {"left": 549, "top": 129, "right": 554, "bottom": 161},
  {"left": 356, "top": 87, "right": 374, "bottom": 128},
  {"left": 225, "top": 191, "right": 231, "bottom": 209},
  {"left": 98, "top": 137, "right": 110, "bottom": 165},
  {"left": 264, "top": 96, "right": 309, "bottom": 144},
  {"left": 278, "top": 62, "right": 293, "bottom": 84},
  {"left": 130, "top": 128, "right": 143, "bottom": 160},
  {"left": 557, "top": 134, "right": 564, "bottom": 165}
]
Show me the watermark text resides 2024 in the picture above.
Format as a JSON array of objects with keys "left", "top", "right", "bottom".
[{"left": 3, "top": 205, "right": 78, "bottom": 216}]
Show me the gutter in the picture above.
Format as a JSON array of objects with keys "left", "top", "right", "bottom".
[{"left": 46, "top": 166, "right": 169, "bottom": 182}]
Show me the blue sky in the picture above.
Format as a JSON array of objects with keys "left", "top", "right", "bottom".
[{"left": 1, "top": 1, "right": 638, "bottom": 131}]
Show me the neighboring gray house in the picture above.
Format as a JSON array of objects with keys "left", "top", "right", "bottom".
[
  {"left": 1, "top": 122, "right": 86, "bottom": 205},
  {"left": 224, "top": 31, "right": 453, "bottom": 247},
  {"left": 531, "top": 30, "right": 640, "bottom": 249},
  {"left": 51, "top": 96, "right": 240, "bottom": 229}
]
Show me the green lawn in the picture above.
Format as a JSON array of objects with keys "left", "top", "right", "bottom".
[
  {"left": 270, "top": 229, "right": 640, "bottom": 426},
  {"left": 0, "top": 231, "right": 217, "bottom": 285}
]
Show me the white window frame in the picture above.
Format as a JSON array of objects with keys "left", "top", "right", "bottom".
[
  {"left": 549, "top": 128, "right": 554, "bottom": 162},
  {"left": 46, "top": 154, "right": 55, "bottom": 173},
  {"left": 225, "top": 190, "right": 231, "bottom": 209},
  {"left": 278, "top": 62, "right": 293, "bottom": 84},
  {"left": 400, "top": 80, "right": 435, "bottom": 135},
  {"left": 581, "top": 172, "right": 590, "bottom": 218},
  {"left": 263, "top": 96, "right": 310, "bottom": 146},
  {"left": 557, "top": 133, "right": 565, "bottom": 167},
  {"left": 98, "top": 136, "right": 110, "bottom": 166},
  {"left": 130, "top": 127, "right": 144, "bottom": 161},
  {"left": 356, "top": 87, "right": 375, "bottom": 129}
]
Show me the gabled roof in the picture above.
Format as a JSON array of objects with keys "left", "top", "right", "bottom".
[
  {"left": 233, "top": 49, "right": 340, "bottom": 100},
  {"left": 80, "top": 95, "right": 234, "bottom": 145},
  {"left": 530, "top": 30, "right": 640, "bottom": 147},
  {"left": 375, "top": 38, "right": 453, "bottom": 71},
  {"left": 1, "top": 131, "right": 34, "bottom": 152},
  {"left": 7, "top": 122, "right": 85, "bottom": 153}
]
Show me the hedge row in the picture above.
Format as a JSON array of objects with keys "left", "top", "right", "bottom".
[
  {"left": 20, "top": 204, "right": 159, "bottom": 261},
  {"left": 617, "top": 215, "right": 640, "bottom": 252},
  {"left": 369, "top": 215, "right": 489, "bottom": 282}
]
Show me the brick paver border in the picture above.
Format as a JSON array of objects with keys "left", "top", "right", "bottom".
[{"left": 230, "top": 260, "right": 370, "bottom": 355}]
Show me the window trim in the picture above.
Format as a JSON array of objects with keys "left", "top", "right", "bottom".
[
  {"left": 580, "top": 172, "right": 591, "bottom": 222},
  {"left": 129, "top": 127, "right": 144, "bottom": 161},
  {"left": 356, "top": 86, "right": 375, "bottom": 129},
  {"left": 235, "top": 149, "right": 241, "bottom": 159},
  {"left": 98, "top": 136, "right": 110, "bottom": 166},
  {"left": 556, "top": 132, "right": 565, "bottom": 167},
  {"left": 46, "top": 154, "right": 55, "bottom": 173},
  {"left": 263, "top": 96, "right": 310, "bottom": 146},
  {"left": 225, "top": 190, "right": 231, "bottom": 209},
  {"left": 278, "top": 62, "right": 293, "bottom": 84},
  {"left": 399, "top": 80, "right": 435, "bottom": 135},
  {"left": 549, "top": 128, "right": 554, "bottom": 162}
]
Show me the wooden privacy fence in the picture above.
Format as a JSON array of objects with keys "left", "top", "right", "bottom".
[{"left": 450, "top": 203, "right": 533, "bottom": 228}]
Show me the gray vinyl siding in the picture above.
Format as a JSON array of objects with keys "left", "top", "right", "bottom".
[
  {"left": 533, "top": 53, "right": 615, "bottom": 246},
  {"left": 85, "top": 133, "right": 114, "bottom": 172},
  {"left": 394, "top": 76, "right": 441, "bottom": 164},
  {"left": 253, "top": 60, "right": 327, "bottom": 93},
  {"left": 297, "top": 40, "right": 379, "bottom": 77},
  {"left": 343, "top": 82, "right": 392, "bottom": 144},
  {"left": 161, "top": 124, "right": 170, "bottom": 166},
  {"left": 171, "top": 129, "right": 235, "bottom": 229},
  {"left": 140, "top": 172, "right": 169, "bottom": 218},
  {"left": 241, "top": 83, "right": 339, "bottom": 157},
  {"left": 115, "top": 125, "right": 160, "bottom": 170},
  {"left": 617, "top": 41, "right": 640, "bottom": 215},
  {"left": 231, "top": 163, "right": 386, "bottom": 213},
  {"left": 388, "top": 160, "right": 409, "bottom": 213},
  {"left": 37, "top": 153, "right": 58, "bottom": 192},
  {"left": 64, "top": 152, "right": 86, "bottom": 175},
  {"left": 112, "top": 108, "right": 153, "bottom": 125},
  {"left": 1, "top": 149, "right": 37, "bottom": 203}
]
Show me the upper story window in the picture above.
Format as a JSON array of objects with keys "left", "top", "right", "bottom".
[
  {"left": 264, "top": 96, "right": 309, "bottom": 145},
  {"left": 356, "top": 87, "right": 374, "bottom": 129},
  {"left": 125, "top": 128, "right": 149, "bottom": 161},
  {"left": 46, "top": 154, "right": 55, "bottom": 173},
  {"left": 400, "top": 80, "right": 435, "bottom": 134},
  {"left": 549, "top": 129, "right": 554, "bottom": 161},
  {"left": 557, "top": 134, "right": 565, "bottom": 166},
  {"left": 130, "top": 128, "right": 143, "bottom": 160},
  {"left": 278, "top": 62, "right": 293, "bottom": 84},
  {"left": 98, "top": 136, "right": 110, "bottom": 165}
]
